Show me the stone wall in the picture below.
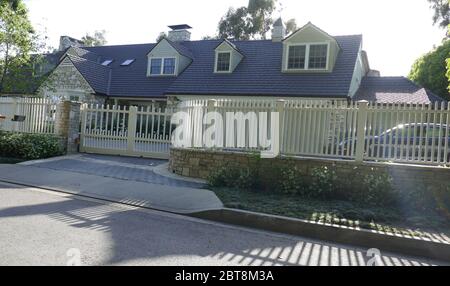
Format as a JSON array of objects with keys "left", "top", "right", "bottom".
[
  {"left": 169, "top": 148, "right": 450, "bottom": 193},
  {"left": 54, "top": 101, "right": 81, "bottom": 153},
  {"left": 38, "top": 57, "right": 105, "bottom": 105}
]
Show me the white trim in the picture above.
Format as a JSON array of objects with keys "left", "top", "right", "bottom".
[
  {"left": 147, "top": 56, "right": 178, "bottom": 77},
  {"left": 214, "top": 51, "right": 233, "bottom": 73},
  {"left": 285, "top": 42, "right": 330, "bottom": 72}
]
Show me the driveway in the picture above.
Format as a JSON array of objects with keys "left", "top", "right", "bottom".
[
  {"left": 0, "top": 182, "right": 442, "bottom": 266},
  {"left": 0, "top": 154, "right": 221, "bottom": 213}
]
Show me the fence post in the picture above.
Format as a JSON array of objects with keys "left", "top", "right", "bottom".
[
  {"left": 79, "top": 104, "right": 87, "bottom": 153},
  {"left": 127, "top": 106, "right": 138, "bottom": 154},
  {"left": 355, "top": 100, "right": 369, "bottom": 163},
  {"left": 276, "top": 99, "right": 286, "bottom": 156},
  {"left": 11, "top": 97, "right": 18, "bottom": 132}
]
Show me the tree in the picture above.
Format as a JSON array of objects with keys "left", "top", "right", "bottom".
[
  {"left": 285, "top": 18, "right": 297, "bottom": 35},
  {"left": 427, "top": 0, "right": 450, "bottom": 29},
  {"left": 0, "top": 0, "right": 35, "bottom": 93},
  {"left": 81, "top": 30, "right": 107, "bottom": 47},
  {"left": 156, "top": 32, "right": 167, "bottom": 42},
  {"left": 447, "top": 58, "right": 450, "bottom": 93},
  {"left": 408, "top": 40, "right": 450, "bottom": 100},
  {"left": 218, "top": 0, "right": 277, "bottom": 40}
]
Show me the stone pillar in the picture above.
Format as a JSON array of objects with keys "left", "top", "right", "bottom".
[{"left": 55, "top": 101, "right": 81, "bottom": 154}]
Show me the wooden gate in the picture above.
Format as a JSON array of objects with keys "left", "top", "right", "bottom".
[{"left": 80, "top": 104, "right": 173, "bottom": 159}]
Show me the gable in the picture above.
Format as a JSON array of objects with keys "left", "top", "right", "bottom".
[
  {"left": 146, "top": 39, "right": 192, "bottom": 76},
  {"left": 214, "top": 40, "right": 244, "bottom": 73},
  {"left": 282, "top": 23, "right": 341, "bottom": 73},
  {"left": 38, "top": 57, "right": 95, "bottom": 95}
]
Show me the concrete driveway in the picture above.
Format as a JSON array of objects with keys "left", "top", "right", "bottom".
[
  {"left": 0, "top": 154, "right": 222, "bottom": 214},
  {"left": 0, "top": 182, "right": 442, "bottom": 266}
]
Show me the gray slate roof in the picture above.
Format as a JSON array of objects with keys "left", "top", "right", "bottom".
[
  {"left": 353, "top": 77, "right": 444, "bottom": 104},
  {"left": 69, "top": 35, "right": 362, "bottom": 98},
  {"left": 47, "top": 36, "right": 445, "bottom": 104}
]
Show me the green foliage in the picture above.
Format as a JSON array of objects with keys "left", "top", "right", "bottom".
[
  {"left": 278, "top": 164, "right": 306, "bottom": 195},
  {"left": 207, "top": 164, "right": 258, "bottom": 191},
  {"left": 408, "top": 40, "right": 450, "bottom": 99},
  {"left": 359, "top": 172, "right": 395, "bottom": 206},
  {"left": 218, "top": 0, "right": 277, "bottom": 40},
  {"left": 310, "top": 166, "right": 337, "bottom": 199},
  {"left": 447, "top": 57, "right": 450, "bottom": 92},
  {"left": 0, "top": 131, "right": 63, "bottom": 160},
  {"left": 427, "top": 0, "right": 450, "bottom": 29},
  {"left": 81, "top": 30, "right": 107, "bottom": 47}
]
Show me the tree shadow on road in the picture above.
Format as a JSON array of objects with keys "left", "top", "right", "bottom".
[{"left": 0, "top": 185, "right": 438, "bottom": 266}]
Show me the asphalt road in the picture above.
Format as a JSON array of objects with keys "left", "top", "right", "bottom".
[{"left": 0, "top": 182, "right": 442, "bottom": 266}]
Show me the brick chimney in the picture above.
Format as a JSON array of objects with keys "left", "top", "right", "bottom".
[{"left": 167, "top": 24, "right": 192, "bottom": 42}]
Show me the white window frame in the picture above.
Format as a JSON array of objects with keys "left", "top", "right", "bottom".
[
  {"left": 214, "top": 51, "right": 232, "bottom": 73},
  {"left": 148, "top": 56, "right": 178, "bottom": 76},
  {"left": 285, "top": 42, "right": 330, "bottom": 71}
]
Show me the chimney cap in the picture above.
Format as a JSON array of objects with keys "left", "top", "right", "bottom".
[
  {"left": 168, "top": 24, "right": 192, "bottom": 31},
  {"left": 274, "top": 17, "right": 284, "bottom": 27}
]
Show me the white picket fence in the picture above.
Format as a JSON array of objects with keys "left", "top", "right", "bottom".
[
  {"left": 0, "top": 97, "right": 57, "bottom": 134},
  {"left": 80, "top": 104, "right": 174, "bottom": 159},
  {"left": 180, "top": 99, "right": 450, "bottom": 166}
]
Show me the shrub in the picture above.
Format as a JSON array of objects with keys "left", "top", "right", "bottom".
[
  {"left": 309, "top": 166, "right": 337, "bottom": 199},
  {"left": 0, "top": 131, "right": 63, "bottom": 160},
  {"left": 278, "top": 165, "right": 307, "bottom": 195},
  {"left": 359, "top": 172, "right": 395, "bottom": 206},
  {"left": 207, "top": 164, "right": 257, "bottom": 191}
]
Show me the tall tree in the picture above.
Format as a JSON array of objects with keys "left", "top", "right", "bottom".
[
  {"left": 218, "top": 0, "right": 277, "bottom": 40},
  {"left": 0, "top": 0, "right": 35, "bottom": 93},
  {"left": 285, "top": 18, "right": 297, "bottom": 35},
  {"left": 81, "top": 30, "right": 107, "bottom": 47},
  {"left": 427, "top": 0, "right": 450, "bottom": 29},
  {"left": 408, "top": 40, "right": 450, "bottom": 99}
]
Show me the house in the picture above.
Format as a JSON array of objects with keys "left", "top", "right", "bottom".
[{"left": 37, "top": 21, "right": 444, "bottom": 106}]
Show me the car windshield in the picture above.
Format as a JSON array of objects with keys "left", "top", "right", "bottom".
[{"left": 380, "top": 124, "right": 450, "bottom": 137}]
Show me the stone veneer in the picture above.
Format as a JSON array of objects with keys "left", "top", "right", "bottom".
[
  {"left": 38, "top": 57, "right": 105, "bottom": 105},
  {"left": 54, "top": 101, "right": 81, "bottom": 153},
  {"left": 169, "top": 148, "right": 450, "bottom": 193}
]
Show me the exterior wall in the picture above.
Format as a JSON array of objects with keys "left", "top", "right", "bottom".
[
  {"left": 348, "top": 44, "right": 367, "bottom": 98},
  {"left": 147, "top": 39, "right": 192, "bottom": 76},
  {"left": 173, "top": 95, "right": 347, "bottom": 103},
  {"left": 282, "top": 24, "right": 340, "bottom": 73},
  {"left": 169, "top": 148, "right": 450, "bottom": 194},
  {"left": 38, "top": 57, "right": 105, "bottom": 105}
]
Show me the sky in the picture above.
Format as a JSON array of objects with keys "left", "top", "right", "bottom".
[{"left": 23, "top": 0, "right": 446, "bottom": 76}]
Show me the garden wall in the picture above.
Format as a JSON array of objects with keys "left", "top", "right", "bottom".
[{"left": 169, "top": 148, "right": 450, "bottom": 193}]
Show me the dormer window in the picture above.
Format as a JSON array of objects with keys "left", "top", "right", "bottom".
[
  {"left": 149, "top": 57, "right": 177, "bottom": 76},
  {"left": 216, "top": 52, "right": 231, "bottom": 72},
  {"left": 308, "top": 44, "right": 328, "bottom": 69},
  {"left": 286, "top": 43, "right": 329, "bottom": 71}
]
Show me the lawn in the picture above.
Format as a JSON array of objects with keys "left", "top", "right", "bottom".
[
  {"left": 211, "top": 187, "right": 450, "bottom": 240},
  {"left": 0, "top": 157, "right": 25, "bottom": 164}
]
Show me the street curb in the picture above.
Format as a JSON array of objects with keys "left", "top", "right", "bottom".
[{"left": 190, "top": 208, "right": 450, "bottom": 263}]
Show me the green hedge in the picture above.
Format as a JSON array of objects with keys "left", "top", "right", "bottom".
[{"left": 0, "top": 131, "right": 64, "bottom": 160}]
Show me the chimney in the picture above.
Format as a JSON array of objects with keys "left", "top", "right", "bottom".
[
  {"left": 59, "top": 36, "right": 84, "bottom": 51},
  {"left": 167, "top": 24, "right": 192, "bottom": 42},
  {"left": 271, "top": 18, "right": 285, "bottom": 42}
]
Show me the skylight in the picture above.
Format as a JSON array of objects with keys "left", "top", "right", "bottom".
[
  {"left": 101, "top": 60, "right": 113, "bottom": 66},
  {"left": 121, "top": 59, "right": 135, "bottom": 66}
]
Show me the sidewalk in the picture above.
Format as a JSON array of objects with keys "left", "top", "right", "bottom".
[{"left": 0, "top": 164, "right": 223, "bottom": 214}]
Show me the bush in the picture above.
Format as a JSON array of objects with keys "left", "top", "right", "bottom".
[
  {"left": 359, "top": 172, "right": 395, "bottom": 207},
  {"left": 278, "top": 165, "right": 307, "bottom": 195},
  {"left": 309, "top": 166, "right": 337, "bottom": 199},
  {"left": 0, "top": 131, "right": 63, "bottom": 160},
  {"left": 207, "top": 164, "right": 257, "bottom": 191}
]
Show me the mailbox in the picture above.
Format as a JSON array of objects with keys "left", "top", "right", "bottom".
[{"left": 12, "top": 115, "right": 26, "bottom": 122}]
